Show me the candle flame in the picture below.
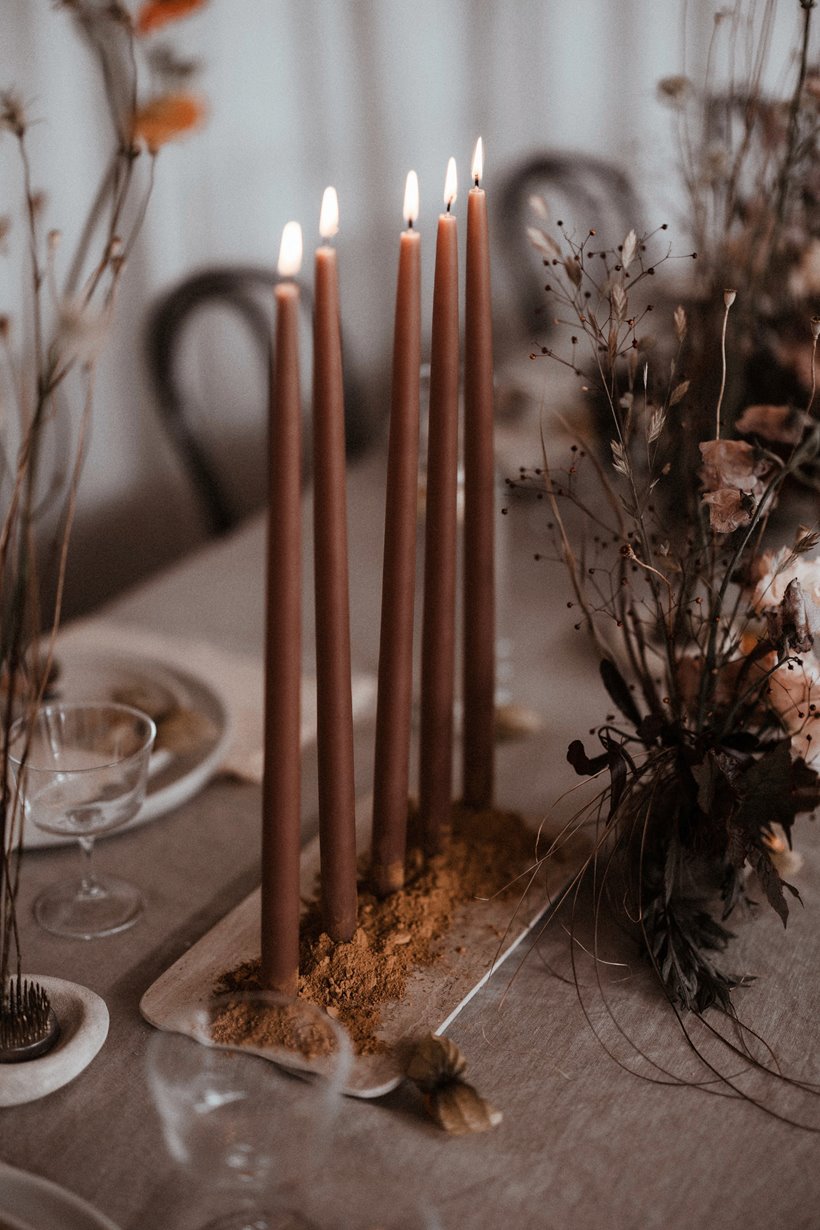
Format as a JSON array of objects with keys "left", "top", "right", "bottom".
[
  {"left": 444, "top": 157, "right": 457, "bottom": 208},
  {"left": 277, "top": 221, "right": 303, "bottom": 278},
  {"left": 403, "top": 170, "right": 419, "bottom": 227},
  {"left": 319, "top": 186, "right": 339, "bottom": 240},
  {"left": 471, "top": 137, "right": 484, "bottom": 186}
]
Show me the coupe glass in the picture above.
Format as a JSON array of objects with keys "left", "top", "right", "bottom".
[
  {"left": 8, "top": 701, "right": 156, "bottom": 939},
  {"left": 147, "top": 991, "right": 352, "bottom": 1230}
]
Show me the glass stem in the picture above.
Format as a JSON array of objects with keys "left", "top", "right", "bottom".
[{"left": 77, "top": 836, "right": 101, "bottom": 898}]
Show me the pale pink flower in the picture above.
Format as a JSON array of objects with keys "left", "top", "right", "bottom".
[{"left": 735, "top": 403, "right": 808, "bottom": 445}]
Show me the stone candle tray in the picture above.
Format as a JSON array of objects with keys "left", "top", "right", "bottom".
[{"left": 140, "top": 806, "right": 587, "bottom": 1098}]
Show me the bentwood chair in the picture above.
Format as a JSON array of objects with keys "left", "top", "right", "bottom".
[{"left": 144, "top": 265, "right": 374, "bottom": 537}]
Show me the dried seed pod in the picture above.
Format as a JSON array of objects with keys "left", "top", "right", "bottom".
[
  {"left": 406, "top": 1036, "right": 502, "bottom": 1134},
  {"left": 424, "top": 1081, "right": 502, "bottom": 1136},
  {"left": 405, "top": 1034, "right": 466, "bottom": 1092}
]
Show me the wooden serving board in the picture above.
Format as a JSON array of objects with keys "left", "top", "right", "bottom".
[{"left": 140, "top": 804, "right": 588, "bottom": 1098}]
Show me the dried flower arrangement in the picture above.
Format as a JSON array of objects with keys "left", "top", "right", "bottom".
[
  {"left": 0, "top": 0, "right": 205, "bottom": 1059},
  {"left": 514, "top": 0, "right": 820, "bottom": 1121},
  {"left": 654, "top": 0, "right": 818, "bottom": 492}
]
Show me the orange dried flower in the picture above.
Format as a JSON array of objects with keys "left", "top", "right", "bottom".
[
  {"left": 132, "top": 92, "right": 205, "bottom": 150},
  {"left": 136, "top": 0, "right": 206, "bottom": 35}
]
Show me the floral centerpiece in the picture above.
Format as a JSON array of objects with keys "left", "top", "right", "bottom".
[{"left": 516, "top": 0, "right": 820, "bottom": 1035}]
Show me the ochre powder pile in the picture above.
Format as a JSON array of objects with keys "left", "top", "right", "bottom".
[{"left": 216, "top": 804, "right": 539, "bottom": 1054}]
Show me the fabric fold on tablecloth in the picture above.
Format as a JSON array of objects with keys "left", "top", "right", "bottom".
[{"left": 54, "top": 618, "right": 378, "bottom": 784}]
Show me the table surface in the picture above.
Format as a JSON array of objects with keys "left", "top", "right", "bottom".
[{"left": 4, "top": 447, "right": 820, "bottom": 1230}]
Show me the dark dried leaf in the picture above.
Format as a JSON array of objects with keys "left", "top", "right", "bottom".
[
  {"left": 788, "top": 756, "right": 820, "bottom": 825},
  {"left": 737, "top": 742, "right": 817, "bottom": 834},
  {"left": 747, "top": 847, "right": 790, "bottom": 927},
  {"left": 567, "top": 739, "right": 609, "bottom": 776},
  {"left": 636, "top": 713, "right": 663, "bottom": 743},
  {"left": 605, "top": 744, "right": 628, "bottom": 821},
  {"left": 720, "top": 731, "right": 760, "bottom": 753},
  {"left": 600, "top": 658, "right": 642, "bottom": 728}
]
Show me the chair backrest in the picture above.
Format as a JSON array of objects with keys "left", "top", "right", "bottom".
[
  {"left": 144, "top": 265, "right": 372, "bottom": 537},
  {"left": 496, "top": 152, "right": 644, "bottom": 339}
]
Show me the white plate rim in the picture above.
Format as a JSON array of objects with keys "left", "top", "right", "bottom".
[
  {"left": 0, "top": 1161, "right": 122, "bottom": 1230},
  {"left": 22, "top": 647, "right": 232, "bottom": 849}
]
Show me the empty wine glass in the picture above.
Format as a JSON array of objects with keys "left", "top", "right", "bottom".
[
  {"left": 147, "top": 991, "right": 352, "bottom": 1230},
  {"left": 8, "top": 701, "right": 156, "bottom": 939}
]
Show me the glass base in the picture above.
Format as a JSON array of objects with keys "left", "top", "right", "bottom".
[{"left": 34, "top": 874, "right": 144, "bottom": 939}]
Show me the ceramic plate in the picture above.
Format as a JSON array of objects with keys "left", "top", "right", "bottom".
[
  {"left": 0, "top": 1163, "right": 121, "bottom": 1230},
  {"left": 22, "top": 647, "right": 230, "bottom": 849}
]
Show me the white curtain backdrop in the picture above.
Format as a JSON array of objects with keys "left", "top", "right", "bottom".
[{"left": 0, "top": 0, "right": 805, "bottom": 612}]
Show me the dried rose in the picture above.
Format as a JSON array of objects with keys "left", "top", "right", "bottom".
[
  {"left": 735, "top": 404, "right": 809, "bottom": 445},
  {"left": 753, "top": 551, "right": 820, "bottom": 640},
  {"left": 699, "top": 439, "right": 769, "bottom": 495},
  {"left": 702, "top": 487, "right": 754, "bottom": 533},
  {"left": 765, "top": 578, "right": 813, "bottom": 656}
]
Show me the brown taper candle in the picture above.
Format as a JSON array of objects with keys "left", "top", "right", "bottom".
[
  {"left": 371, "top": 171, "right": 422, "bottom": 896},
  {"left": 313, "top": 187, "right": 358, "bottom": 940},
  {"left": 419, "top": 159, "right": 459, "bottom": 854},
  {"left": 261, "top": 221, "right": 303, "bottom": 996},
  {"left": 462, "top": 137, "right": 495, "bottom": 810}
]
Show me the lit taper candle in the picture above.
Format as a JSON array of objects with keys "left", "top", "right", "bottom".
[
  {"left": 313, "top": 187, "right": 358, "bottom": 939},
  {"left": 261, "top": 220, "right": 303, "bottom": 995},
  {"left": 462, "top": 137, "right": 495, "bottom": 809},
  {"left": 419, "top": 158, "right": 459, "bottom": 853},
  {"left": 371, "top": 171, "right": 422, "bottom": 896}
]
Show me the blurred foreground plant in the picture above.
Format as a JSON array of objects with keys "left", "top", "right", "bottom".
[{"left": 0, "top": 0, "right": 204, "bottom": 1047}]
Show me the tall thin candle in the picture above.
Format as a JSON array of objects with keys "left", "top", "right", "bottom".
[
  {"left": 313, "top": 187, "right": 358, "bottom": 940},
  {"left": 419, "top": 158, "right": 459, "bottom": 854},
  {"left": 462, "top": 137, "right": 495, "bottom": 810},
  {"left": 261, "top": 220, "right": 303, "bottom": 996},
  {"left": 371, "top": 171, "right": 422, "bottom": 897}
]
